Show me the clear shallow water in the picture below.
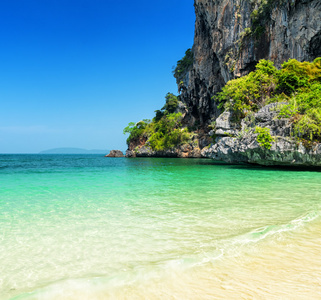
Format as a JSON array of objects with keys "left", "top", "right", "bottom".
[{"left": 0, "top": 154, "right": 321, "bottom": 299}]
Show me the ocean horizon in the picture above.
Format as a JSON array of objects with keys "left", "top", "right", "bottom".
[{"left": 1, "top": 154, "right": 321, "bottom": 299}]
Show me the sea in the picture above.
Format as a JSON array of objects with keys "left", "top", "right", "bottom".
[{"left": 0, "top": 154, "right": 321, "bottom": 299}]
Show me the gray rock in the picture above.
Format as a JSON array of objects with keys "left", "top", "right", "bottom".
[
  {"left": 215, "top": 111, "right": 239, "bottom": 136},
  {"left": 202, "top": 104, "right": 321, "bottom": 167},
  {"left": 125, "top": 143, "right": 202, "bottom": 158},
  {"left": 255, "top": 103, "right": 283, "bottom": 123}
]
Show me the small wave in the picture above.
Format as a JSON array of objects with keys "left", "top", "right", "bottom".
[
  {"left": 161, "top": 248, "right": 224, "bottom": 269},
  {"left": 9, "top": 277, "right": 109, "bottom": 300},
  {"left": 232, "top": 210, "right": 321, "bottom": 245},
  {"left": 7, "top": 212, "right": 320, "bottom": 300},
  {"left": 9, "top": 250, "right": 226, "bottom": 300}
]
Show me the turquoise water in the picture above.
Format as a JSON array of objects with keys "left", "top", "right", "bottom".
[{"left": 1, "top": 155, "right": 321, "bottom": 299}]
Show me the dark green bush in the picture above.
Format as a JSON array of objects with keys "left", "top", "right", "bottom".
[
  {"left": 173, "top": 48, "right": 193, "bottom": 79},
  {"left": 162, "top": 93, "right": 179, "bottom": 114}
]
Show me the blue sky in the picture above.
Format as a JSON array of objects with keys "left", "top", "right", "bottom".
[{"left": 0, "top": 0, "right": 195, "bottom": 153}]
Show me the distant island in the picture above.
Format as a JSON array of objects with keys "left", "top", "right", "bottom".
[{"left": 39, "top": 148, "right": 110, "bottom": 154}]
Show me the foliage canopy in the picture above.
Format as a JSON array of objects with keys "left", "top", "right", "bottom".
[{"left": 124, "top": 93, "right": 190, "bottom": 150}]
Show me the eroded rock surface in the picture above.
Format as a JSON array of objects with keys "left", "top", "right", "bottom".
[
  {"left": 126, "top": 143, "right": 202, "bottom": 158},
  {"left": 202, "top": 105, "right": 321, "bottom": 167}
]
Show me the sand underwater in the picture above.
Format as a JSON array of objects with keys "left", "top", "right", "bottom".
[{"left": 1, "top": 154, "right": 321, "bottom": 299}]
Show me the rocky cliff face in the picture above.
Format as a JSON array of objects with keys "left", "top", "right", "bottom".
[
  {"left": 179, "top": 0, "right": 321, "bottom": 126},
  {"left": 127, "top": 0, "right": 321, "bottom": 166}
]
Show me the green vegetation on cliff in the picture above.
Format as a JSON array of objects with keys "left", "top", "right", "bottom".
[
  {"left": 249, "top": 0, "right": 288, "bottom": 37},
  {"left": 216, "top": 58, "right": 321, "bottom": 142},
  {"left": 124, "top": 93, "right": 191, "bottom": 151},
  {"left": 123, "top": 120, "right": 151, "bottom": 145},
  {"left": 173, "top": 48, "right": 193, "bottom": 80},
  {"left": 124, "top": 49, "right": 196, "bottom": 152},
  {"left": 254, "top": 126, "right": 275, "bottom": 149},
  {"left": 217, "top": 59, "right": 277, "bottom": 119}
]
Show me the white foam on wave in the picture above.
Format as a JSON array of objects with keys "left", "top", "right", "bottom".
[
  {"left": 231, "top": 210, "right": 321, "bottom": 246},
  {"left": 4, "top": 208, "right": 321, "bottom": 300},
  {"left": 8, "top": 247, "right": 227, "bottom": 300},
  {"left": 10, "top": 277, "right": 111, "bottom": 300}
]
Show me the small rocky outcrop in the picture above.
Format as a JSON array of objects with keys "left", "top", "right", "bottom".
[
  {"left": 105, "top": 150, "right": 124, "bottom": 157},
  {"left": 202, "top": 105, "right": 321, "bottom": 167}
]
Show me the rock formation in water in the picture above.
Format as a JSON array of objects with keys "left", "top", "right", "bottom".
[
  {"left": 105, "top": 150, "right": 124, "bottom": 157},
  {"left": 202, "top": 104, "right": 321, "bottom": 167},
  {"left": 127, "top": 0, "right": 321, "bottom": 166}
]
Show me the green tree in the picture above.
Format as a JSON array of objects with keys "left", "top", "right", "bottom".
[
  {"left": 173, "top": 48, "right": 193, "bottom": 79},
  {"left": 162, "top": 93, "right": 179, "bottom": 114}
]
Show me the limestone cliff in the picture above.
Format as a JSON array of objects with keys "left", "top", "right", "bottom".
[
  {"left": 179, "top": 0, "right": 321, "bottom": 127},
  {"left": 127, "top": 0, "right": 321, "bottom": 166}
]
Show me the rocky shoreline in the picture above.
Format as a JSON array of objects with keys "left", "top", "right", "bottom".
[
  {"left": 202, "top": 104, "right": 321, "bottom": 167},
  {"left": 127, "top": 103, "right": 321, "bottom": 167}
]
